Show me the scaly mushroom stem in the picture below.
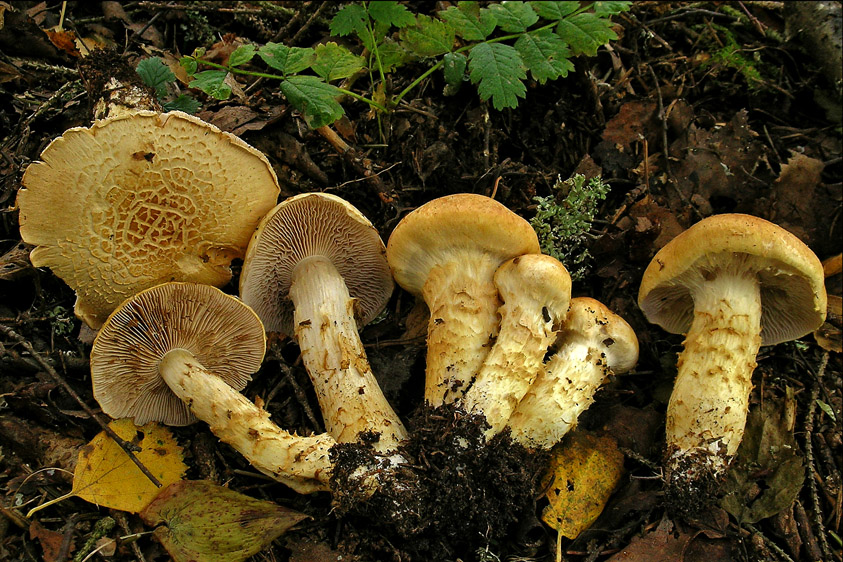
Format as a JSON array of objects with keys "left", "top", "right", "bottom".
[
  {"left": 422, "top": 255, "right": 502, "bottom": 405},
  {"left": 666, "top": 271, "right": 762, "bottom": 486},
  {"left": 159, "top": 348, "right": 335, "bottom": 494},
  {"left": 290, "top": 256, "right": 407, "bottom": 452}
]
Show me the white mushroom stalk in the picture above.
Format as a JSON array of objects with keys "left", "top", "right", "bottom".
[
  {"left": 507, "top": 297, "right": 639, "bottom": 449},
  {"left": 461, "top": 254, "right": 571, "bottom": 437},
  {"left": 92, "top": 283, "right": 334, "bottom": 494}
]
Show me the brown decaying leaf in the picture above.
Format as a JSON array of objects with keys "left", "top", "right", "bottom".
[{"left": 29, "top": 520, "right": 68, "bottom": 562}]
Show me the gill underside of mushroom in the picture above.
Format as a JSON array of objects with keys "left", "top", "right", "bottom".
[
  {"left": 159, "top": 348, "right": 335, "bottom": 494},
  {"left": 290, "top": 255, "right": 408, "bottom": 452},
  {"left": 421, "top": 258, "right": 502, "bottom": 406},
  {"left": 665, "top": 271, "right": 762, "bottom": 481}
]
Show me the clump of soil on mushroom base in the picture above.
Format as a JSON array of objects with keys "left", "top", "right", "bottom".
[{"left": 330, "top": 403, "right": 549, "bottom": 561}]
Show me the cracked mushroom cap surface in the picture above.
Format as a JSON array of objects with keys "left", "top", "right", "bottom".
[
  {"left": 638, "top": 213, "right": 827, "bottom": 346},
  {"left": 385, "top": 193, "right": 541, "bottom": 296},
  {"left": 91, "top": 282, "right": 267, "bottom": 426},
  {"left": 239, "top": 192, "right": 394, "bottom": 336},
  {"left": 16, "top": 110, "right": 280, "bottom": 328}
]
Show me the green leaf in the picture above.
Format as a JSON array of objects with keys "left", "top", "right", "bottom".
[
  {"left": 188, "top": 70, "right": 231, "bottom": 100},
  {"left": 258, "top": 43, "right": 315, "bottom": 75},
  {"left": 377, "top": 37, "right": 411, "bottom": 72},
  {"left": 368, "top": 0, "right": 416, "bottom": 28},
  {"left": 515, "top": 28, "right": 573, "bottom": 84},
  {"left": 593, "top": 1, "right": 632, "bottom": 15},
  {"left": 529, "top": 1, "right": 580, "bottom": 21},
  {"left": 312, "top": 42, "right": 365, "bottom": 81},
  {"left": 179, "top": 56, "right": 198, "bottom": 76},
  {"left": 488, "top": 1, "right": 538, "bottom": 33},
  {"left": 162, "top": 94, "right": 202, "bottom": 114},
  {"left": 400, "top": 13, "right": 455, "bottom": 57},
  {"left": 443, "top": 52, "right": 468, "bottom": 88},
  {"left": 279, "top": 75, "right": 344, "bottom": 128},
  {"left": 817, "top": 399, "right": 837, "bottom": 421},
  {"left": 330, "top": 3, "right": 368, "bottom": 37},
  {"left": 556, "top": 13, "right": 618, "bottom": 56},
  {"left": 136, "top": 57, "right": 176, "bottom": 97},
  {"left": 439, "top": 2, "right": 497, "bottom": 41},
  {"left": 468, "top": 42, "right": 527, "bottom": 110},
  {"left": 227, "top": 44, "right": 256, "bottom": 67}
]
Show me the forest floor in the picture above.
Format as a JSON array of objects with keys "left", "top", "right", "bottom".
[{"left": 0, "top": 2, "right": 841, "bottom": 562}]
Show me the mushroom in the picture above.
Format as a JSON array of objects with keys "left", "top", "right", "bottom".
[
  {"left": 461, "top": 254, "right": 572, "bottom": 436},
  {"left": 16, "top": 110, "right": 280, "bottom": 328},
  {"left": 507, "top": 297, "right": 638, "bottom": 449},
  {"left": 638, "top": 214, "right": 826, "bottom": 495},
  {"left": 91, "top": 282, "right": 335, "bottom": 494},
  {"left": 239, "top": 193, "right": 406, "bottom": 453},
  {"left": 386, "top": 194, "right": 541, "bottom": 406}
]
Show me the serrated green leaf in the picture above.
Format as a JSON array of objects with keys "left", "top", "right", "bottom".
[
  {"left": 515, "top": 28, "right": 573, "bottom": 84},
  {"left": 279, "top": 75, "right": 344, "bottom": 128},
  {"left": 439, "top": 2, "right": 497, "bottom": 41},
  {"left": 162, "top": 94, "right": 202, "bottom": 114},
  {"left": 469, "top": 42, "right": 527, "bottom": 110},
  {"left": 188, "top": 70, "right": 231, "bottom": 100},
  {"left": 330, "top": 3, "right": 368, "bottom": 37},
  {"left": 593, "top": 1, "right": 632, "bottom": 15},
  {"left": 227, "top": 44, "right": 256, "bottom": 67},
  {"left": 400, "top": 14, "right": 455, "bottom": 57},
  {"left": 488, "top": 1, "right": 538, "bottom": 33},
  {"left": 258, "top": 43, "right": 315, "bottom": 75},
  {"left": 179, "top": 56, "right": 198, "bottom": 76},
  {"left": 529, "top": 1, "right": 580, "bottom": 21},
  {"left": 313, "top": 42, "right": 365, "bottom": 81},
  {"left": 375, "top": 37, "right": 410, "bottom": 72},
  {"left": 136, "top": 57, "right": 176, "bottom": 97},
  {"left": 443, "top": 52, "right": 468, "bottom": 87},
  {"left": 556, "top": 13, "right": 618, "bottom": 56},
  {"left": 368, "top": 0, "right": 416, "bottom": 28}
]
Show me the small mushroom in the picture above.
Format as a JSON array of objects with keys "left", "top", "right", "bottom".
[
  {"left": 462, "top": 254, "right": 572, "bottom": 436},
  {"left": 386, "top": 194, "right": 541, "bottom": 406},
  {"left": 638, "top": 214, "right": 826, "bottom": 495},
  {"left": 16, "top": 110, "right": 280, "bottom": 328},
  {"left": 91, "top": 282, "right": 335, "bottom": 494},
  {"left": 507, "top": 297, "right": 638, "bottom": 449},
  {"left": 239, "top": 193, "right": 406, "bottom": 453}
]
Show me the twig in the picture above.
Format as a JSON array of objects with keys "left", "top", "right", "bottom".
[
  {"left": 805, "top": 351, "right": 834, "bottom": 561},
  {"left": 0, "top": 324, "right": 161, "bottom": 489},
  {"left": 743, "top": 522, "right": 795, "bottom": 562}
]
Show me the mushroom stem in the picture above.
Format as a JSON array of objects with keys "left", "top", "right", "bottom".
[
  {"left": 159, "top": 348, "right": 335, "bottom": 494},
  {"left": 289, "top": 256, "right": 407, "bottom": 452},
  {"left": 422, "top": 256, "right": 502, "bottom": 405},
  {"left": 666, "top": 270, "right": 762, "bottom": 483}
]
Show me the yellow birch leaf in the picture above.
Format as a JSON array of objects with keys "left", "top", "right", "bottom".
[{"left": 540, "top": 430, "right": 625, "bottom": 540}]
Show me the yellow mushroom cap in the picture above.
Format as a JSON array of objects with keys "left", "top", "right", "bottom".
[
  {"left": 16, "top": 110, "right": 280, "bottom": 328},
  {"left": 638, "top": 213, "right": 827, "bottom": 345}
]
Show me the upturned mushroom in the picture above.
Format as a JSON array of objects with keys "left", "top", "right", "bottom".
[
  {"left": 507, "top": 297, "right": 638, "bottom": 449},
  {"left": 16, "top": 110, "right": 280, "bottom": 328},
  {"left": 461, "top": 254, "right": 572, "bottom": 436},
  {"left": 239, "top": 193, "right": 406, "bottom": 453},
  {"left": 386, "top": 194, "right": 541, "bottom": 406},
  {"left": 91, "top": 282, "right": 335, "bottom": 494},
  {"left": 638, "top": 214, "right": 826, "bottom": 497}
]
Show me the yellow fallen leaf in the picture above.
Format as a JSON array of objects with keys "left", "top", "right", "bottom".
[
  {"left": 540, "top": 430, "right": 625, "bottom": 542},
  {"left": 29, "top": 418, "right": 186, "bottom": 516}
]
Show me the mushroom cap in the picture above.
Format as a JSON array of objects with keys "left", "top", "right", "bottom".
[
  {"left": 494, "top": 254, "right": 572, "bottom": 325},
  {"left": 16, "top": 110, "right": 280, "bottom": 329},
  {"left": 386, "top": 193, "right": 541, "bottom": 296},
  {"left": 562, "top": 297, "right": 639, "bottom": 373},
  {"left": 638, "top": 213, "right": 827, "bottom": 346},
  {"left": 91, "top": 282, "right": 266, "bottom": 426},
  {"left": 239, "top": 192, "right": 394, "bottom": 336}
]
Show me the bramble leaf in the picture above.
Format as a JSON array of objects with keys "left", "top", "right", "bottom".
[
  {"left": 227, "top": 44, "right": 256, "bottom": 67},
  {"left": 468, "top": 42, "right": 527, "bottom": 110},
  {"left": 443, "top": 52, "right": 468, "bottom": 88},
  {"left": 189, "top": 70, "right": 231, "bottom": 100},
  {"left": 179, "top": 56, "right": 198, "bottom": 76},
  {"left": 557, "top": 12, "right": 618, "bottom": 56},
  {"left": 400, "top": 14, "right": 455, "bottom": 57},
  {"left": 330, "top": 4, "right": 368, "bottom": 37},
  {"left": 439, "top": 2, "right": 497, "bottom": 41},
  {"left": 313, "top": 43, "right": 365, "bottom": 81},
  {"left": 529, "top": 1, "right": 580, "bottom": 21},
  {"left": 515, "top": 28, "right": 573, "bottom": 84},
  {"left": 163, "top": 94, "right": 202, "bottom": 114},
  {"left": 279, "top": 75, "right": 344, "bottom": 128},
  {"left": 368, "top": 0, "right": 416, "bottom": 28},
  {"left": 136, "top": 57, "right": 175, "bottom": 97},
  {"left": 258, "top": 43, "right": 315, "bottom": 75},
  {"left": 488, "top": 1, "right": 538, "bottom": 33},
  {"left": 593, "top": 1, "right": 632, "bottom": 15}
]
